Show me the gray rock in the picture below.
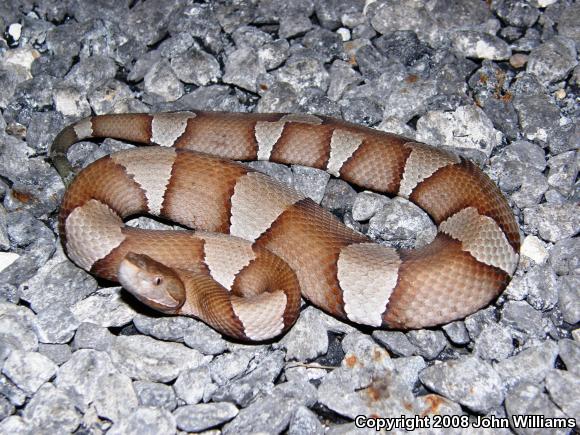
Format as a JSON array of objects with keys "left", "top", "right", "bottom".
[
  {"left": 505, "top": 383, "right": 569, "bottom": 435},
  {"left": 558, "top": 339, "right": 579, "bottom": 376},
  {"left": 172, "top": 365, "right": 215, "bottom": 405},
  {"left": 340, "top": 95, "right": 383, "bottom": 126},
  {"left": 316, "top": 0, "right": 364, "bottom": 29},
  {"left": 464, "top": 307, "right": 498, "bottom": 340},
  {"left": 22, "top": 383, "right": 81, "bottom": 433},
  {"left": 352, "top": 191, "right": 389, "bottom": 222},
  {"left": 527, "top": 36, "right": 578, "bottom": 84},
  {"left": 416, "top": 394, "right": 465, "bottom": 418},
  {"left": 372, "top": 330, "right": 418, "bottom": 357},
  {"left": 284, "top": 364, "right": 328, "bottom": 385},
  {"left": 550, "top": 238, "right": 580, "bottom": 276},
  {"left": 72, "top": 322, "right": 114, "bottom": 352},
  {"left": 222, "top": 46, "right": 266, "bottom": 93},
  {"left": 38, "top": 343, "right": 72, "bottom": 366},
  {"left": 231, "top": 26, "right": 272, "bottom": 50},
  {"left": 143, "top": 60, "right": 184, "bottom": 103},
  {"left": 33, "top": 303, "right": 80, "bottom": 344},
  {"left": 492, "top": 140, "right": 547, "bottom": 172},
  {"left": 0, "top": 374, "right": 27, "bottom": 407},
  {"left": 328, "top": 60, "right": 362, "bottom": 102},
  {"left": 222, "top": 380, "right": 317, "bottom": 435},
  {"left": 375, "top": 30, "right": 432, "bottom": 67},
  {"left": 212, "top": 350, "right": 285, "bottom": 406},
  {"left": 55, "top": 349, "right": 117, "bottom": 411},
  {"left": 558, "top": 276, "right": 580, "bottom": 325},
  {"left": 510, "top": 170, "right": 549, "bottom": 208},
  {"left": 258, "top": 39, "right": 290, "bottom": 71},
  {"left": 442, "top": 321, "right": 471, "bottom": 345},
  {"left": 321, "top": 179, "right": 358, "bottom": 215},
  {"left": 451, "top": 31, "right": 511, "bottom": 60},
  {"left": 291, "top": 165, "right": 330, "bottom": 203},
  {"left": 545, "top": 369, "right": 579, "bottom": 420},
  {"left": 0, "top": 416, "right": 30, "bottom": 435},
  {"left": 64, "top": 55, "right": 117, "bottom": 94},
  {"left": 278, "top": 307, "right": 329, "bottom": 361},
  {"left": 419, "top": 356, "right": 505, "bottom": 413},
  {"left": 71, "top": 287, "right": 137, "bottom": 328},
  {"left": 210, "top": 350, "right": 253, "bottom": 386},
  {"left": 381, "top": 76, "right": 439, "bottom": 124},
  {"left": 557, "top": 1, "right": 580, "bottom": 45},
  {"left": 2, "top": 350, "right": 57, "bottom": 395},
  {"left": 0, "top": 66, "right": 26, "bottom": 109},
  {"left": 325, "top": 421, "right": 374, "bottom": 434},
  {"left": 274, "top": 57, "right": 329, "bottom": 93},
  {"left": 88, "top": 79, "right": 136, "bottom": 115},
  {"left": 524, "top": 265, "right": 560, "bottom": 311},
  {"left": 501, "top": 300, "right": 546, "bottom": 342},
  {"left": 126, "top": 0, "right": 179, "bottom": 47},
  {"left": 158, "top": 32, "right": 194, "bottom": 58},
  {"left": 416, "top": 105, "right": 502, "bottom": 157},
  {"left": 368, "top": 198, "right": 436, "bottom": 249},
  {"left": 279, "top": 14, "right": 312, "bottom": 39},
  {"left": 289, "top": 405, "right": 324, "bottom": 435},
  {"left": 506, "top": 265, "right": 559, "bottom": 311},
  {"left": 107, "top": 406, "right": 176, "bottom": 435},
  {"left": 351, "top": 43, "right": 390, "bottom": 80},
  {"left": 19, "top": 256, "right": 97, "bottom": 313},
  {"left": 53, "top": 86, "right": 92, "bottom": 118},
  {"left": 174, "top": 402, "right": 238, "bottom": 432},
  {"left": 369, "top": 0, "right": 439, "bottom": 45},
  {"left": 302, "top": 28, "right": 344, "bottom": 64},
  {"left": 168, "top": 2, "right": 222, "bottom": 53},
  {"left": 523, "top": 203, "right": 580, "bottom": 242},
  {"left": 0, "top": 205, "right": 8, "bottom": 251},
  {"left": 547, "top": 150, "right": 578, "bottom": 197},
  {"left": 341, "top": 331, "right": 384, "bottom": 362},
  {"left": 0, "top": 284, "right": 18, "bottom": 305},
  {"left": 183, "top": 321, "right": 227, "bottom": 355},
  {"left": 494, "top": 340, "right": 558, "bottom": 390},
  {"left": 25, "top": 111, "right": 63, "bottom": 152},
  {"left": 132, "top": 313, "right": 198, "bottom": 342},
  {"left": 512, "top": 90, "right": 566, "bottom": 147},
  {"left": 133, "top": 381, "right": 177, "bottom": 411},
  {"left": 318, "top": 362, "right": 414, "bottom": 419},
  {"left": 0, "top": 394, "right": 15, "bottom": 421},
  {"left": 0, "top": 302, "right": 38, "bottom": 352},
  {"left": 110, "top": 335, "right": 210, "bottom": 383},
  {"left": 493, "top": 0, "right": 540, "bottom": 27},
  {"left": 406, "top": 330, "right": 447, "bottom": 360},
  {"left": 473, "top": 323, "right": 514, "bottom": 362},
  {"left": 256, "top": 82, "right": 300, "bottom": 113},
  {"left": 392, "top": 355, "right": 426, "bottom": 390},
  {"left": 214, "top": 1, "right": 256, "bottom": 33},
  {"left": 128, "top": 50, "right": 162, "bottom": 83},
  {"left": 93, "top": 372, "right": 138, "bottom": 423},
  {"left": 247, "top": 160, "right": 294, "bottom": 186}
]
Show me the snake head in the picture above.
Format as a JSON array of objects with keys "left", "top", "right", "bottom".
[{"left": 118, "top": 252, "right": 186, "bottom": 314}]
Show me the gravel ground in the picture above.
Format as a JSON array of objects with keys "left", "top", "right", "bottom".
[{"left": 0, "top": 0, "right": 578, "bottom": 434}]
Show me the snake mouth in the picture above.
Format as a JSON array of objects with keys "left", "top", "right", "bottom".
[{"left": 118, "top": 252, "right": 186, "bottom": 314}]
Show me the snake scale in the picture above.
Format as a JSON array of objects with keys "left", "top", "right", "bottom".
[{"left": 50, "top": 111, "right": 520, "bottom": 341}]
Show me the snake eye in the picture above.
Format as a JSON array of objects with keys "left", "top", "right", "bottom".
[{"left": 153, "top": 276, "right": 162, "bottom": 286}]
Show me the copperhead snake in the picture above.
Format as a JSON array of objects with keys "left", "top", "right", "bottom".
[{"left": 50, "top": 111, "right": 520, "bottom": 341}]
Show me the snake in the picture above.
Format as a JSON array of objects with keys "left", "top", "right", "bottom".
[{"left": 50, "top": 111, "right": 520, "bottom": 341}]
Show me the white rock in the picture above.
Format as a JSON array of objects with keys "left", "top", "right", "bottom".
[
  {"left": 0, "top": 252, "right": 19, "bottom": 273},
  {"left": 7, "top": 23, "right": 22, "bottom": 41},
  {"left": 520, "top": 235, "right": 549, "bottom": 265}
]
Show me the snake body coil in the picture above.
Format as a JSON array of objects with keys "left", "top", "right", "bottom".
[{"left": 51, "top": 111, "right": 520, "bottom": 341}]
